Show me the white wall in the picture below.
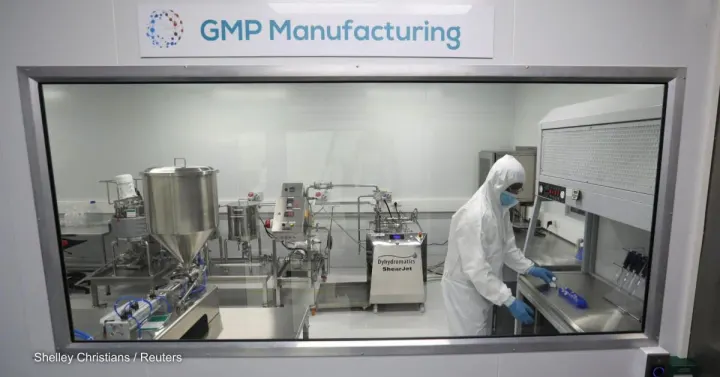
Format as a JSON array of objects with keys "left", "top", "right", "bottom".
[
  {"left": 1, "top": 0, "right": 718, "bottom": 376},
  {"left": 45, "top": 83, "right": 515, "bottom": 212},
  {"left": 512, "top": 84, "right": 657, "bottom": 243}
]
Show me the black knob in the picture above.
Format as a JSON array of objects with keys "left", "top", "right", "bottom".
[{"left": 652, "top": 367, "right": 665, "bottom": 377}]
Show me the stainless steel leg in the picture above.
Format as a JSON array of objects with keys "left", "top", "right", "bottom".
[
  {"left": 101, "top": 234, "right": 110, "bottom": 295},
  {"left": 111, "top": 240, "right": 118, "bottom": 276},
  {"left": 272, "top": 240, "right": 281, "bottom": 307},
  {"left": 227, "top": 239, "right": 232, "bottom": 262},
  {"left": 91, "top": 284, "right": 101, "bottom": 308},
  {"left": 262, "top": 275, "right": 269, "bottom": 307},
  {"left": 302, "top": 318, "right": 309, "bottom": 340},
  {"left": 242, "top": 242, "right": 253, "bottom": 274},
  {"left": 222, "top": 238, "right": 228, "bottom": 263},
  {"left": 491, "top": 306, "right": 497, "bottom": 335},
  {"left": 514, "top": 290, "right": 524, "bottom": 335},
  {"left": 257, "top": 231, "right": 263, "bottom": 257},
  {"left": 247, "top": 243, "right": 253, "bottom": 274},
  {"left": 144, "top": 240, "right": 152, "bottom": 276}
]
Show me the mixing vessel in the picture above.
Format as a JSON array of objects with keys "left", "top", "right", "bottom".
[{"left": 143, "top": 163, "right": 219, "bottom": 268}]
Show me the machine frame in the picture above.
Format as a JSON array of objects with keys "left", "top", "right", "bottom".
[{"left": 17, "top": 65, "right": 684, "bottom": 357}]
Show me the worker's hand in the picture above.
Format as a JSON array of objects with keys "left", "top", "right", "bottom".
[
  {"left": 528, "top": 266, "right": 556, "bottom": 284},
  {"left": 507, "top": 298, "right": 534, "bottom": 325}
]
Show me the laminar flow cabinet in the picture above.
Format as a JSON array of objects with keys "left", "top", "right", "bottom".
[{"left": 517, "top": 87, "right": 664, "bottom": 335}]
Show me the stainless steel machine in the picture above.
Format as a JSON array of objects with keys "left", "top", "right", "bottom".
[
  {"left": 206, "top": 193, "right": 290, "bottom": 310},
  {"left": 80, "top": 175, "right": 176, "bottom": 307},
  {"left": 228, "top": 203, "right": 259, "bottom": 246},
  {"left": 366, "top": 233, "right": 427, "bottom": 313},
  {"left": 269, "top": 182, "right": 322, "bottom": 284},
  {"left": 271, "top": 182, "right": 310, "bottom": 242},
  {"left": 516, "top": 87, "right": 663, "bottom": 334},
  {"left": 277, "top": 182, "right": 428, "bottom": 313},
  {"left": 98, "top": 160, "right": 223, "bottom": 340},
  {"left": 144, "top": 161, "right": 219, "bottom": 268},
  {"left": 213, "top": 198, "right": 265, "bottom": 271}
]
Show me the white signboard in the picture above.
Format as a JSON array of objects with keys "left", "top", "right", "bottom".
[{"left": 137, "top": 5, "right": 494, "bottom": 58}]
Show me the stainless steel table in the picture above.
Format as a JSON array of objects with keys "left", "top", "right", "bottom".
[
  {"left": 517, "top": 271, "right": 641, "bottom": 333},
  {"left": 217, "top": 306, "right": 311, "bottom": 340},
  {"left": 61, "top": 223, "right": 112, "bottom": 301}
]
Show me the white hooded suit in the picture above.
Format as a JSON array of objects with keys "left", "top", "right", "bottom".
[{"left": 441, "top": 155, "right": 534, "bottom": 336}]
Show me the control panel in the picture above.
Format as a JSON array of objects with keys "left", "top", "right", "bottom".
[
  {"left": 270, "top": 183, "right": 308, "bottom": 242},
  {"left": 538, "top": 182, "right": 566, "bottom": 203}
]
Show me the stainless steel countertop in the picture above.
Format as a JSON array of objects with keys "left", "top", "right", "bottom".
[
  {"left": 61, "top": 223, "right": 111, "bottom": 236},
  {"left": 517, "top": 230, "right": 581, "bottom": 271},
  {"left": 518, "top": 271, "right": 641, "bottom": 333}
]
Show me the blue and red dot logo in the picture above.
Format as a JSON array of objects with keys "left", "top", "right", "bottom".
[{"left": 146, "top": 10, "right": 184, "bottom": 48}]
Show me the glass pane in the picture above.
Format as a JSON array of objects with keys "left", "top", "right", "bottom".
[{"left": 41, "top": 82, "right": 663, "bottom": 341}]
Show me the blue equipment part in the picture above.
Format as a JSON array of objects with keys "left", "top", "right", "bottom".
[{"left": 558, "top": 287, "right": 588, "bottom": 309}]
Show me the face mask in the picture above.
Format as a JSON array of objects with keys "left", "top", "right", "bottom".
[{"left": 500, "top": 192, "right": 519, "bottom": 208}]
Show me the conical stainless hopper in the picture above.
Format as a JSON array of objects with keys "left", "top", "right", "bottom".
[{"left": 143, "top": 165, "right": 219, "bottom": 268}]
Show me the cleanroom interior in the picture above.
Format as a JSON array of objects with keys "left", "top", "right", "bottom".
[{"left": 44, "top": 82, "right": 663, "bottom": 340}]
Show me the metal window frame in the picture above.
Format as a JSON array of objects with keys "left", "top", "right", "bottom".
[{"left": 16, "top": 65, "right": 685, "bottom": 357}]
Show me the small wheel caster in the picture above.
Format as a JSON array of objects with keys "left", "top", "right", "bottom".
[
  {"left": 321, "top": 275, "right": 327, "bottom": 282},
  {"left": 373, "top": 304, "right": 379, "bottom": 314},
  {"left": 419, "top": 304, "right": 425, "bottom": 313}
]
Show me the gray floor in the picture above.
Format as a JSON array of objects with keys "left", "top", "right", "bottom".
[{"left": 308, "top": 268, "right": 449, "bottom": 339}]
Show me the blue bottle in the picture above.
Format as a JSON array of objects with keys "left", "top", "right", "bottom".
[{"left": 558, "top": 287, "right": 588, "bottom": 309}]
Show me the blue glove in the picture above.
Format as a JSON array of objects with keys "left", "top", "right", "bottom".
[
  {"left": 528, "top": 266, "right": 556, "bottom": 284},
  {"left": 507, "top": 298, "right": 534, "bottom": 325}
]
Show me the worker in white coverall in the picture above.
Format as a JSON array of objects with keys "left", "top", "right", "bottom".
[{"left": 441, "top": 155, "right": 556, "bottom": 336}]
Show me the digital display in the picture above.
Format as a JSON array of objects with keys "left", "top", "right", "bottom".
[
  {"left": 539, "top": 182, "right": 566, "bottom": 204},
  {"left": 389, "top": 234, "right": 404, "bottom": 240}
]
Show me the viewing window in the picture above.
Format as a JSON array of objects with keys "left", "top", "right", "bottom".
[{"left": 40, "top": 81, "right": 665, "bottom": 342}]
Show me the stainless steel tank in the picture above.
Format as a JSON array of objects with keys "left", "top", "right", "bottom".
[
  {"left": 227, "top": 204, "right": 258, "bottom": 242},
  {"left": 143, "top": 165, "right": 219, "bottom": 267}
]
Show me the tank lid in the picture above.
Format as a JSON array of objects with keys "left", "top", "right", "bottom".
[{"left": 143, "top": 166, "right": 218, "bottom": 176}]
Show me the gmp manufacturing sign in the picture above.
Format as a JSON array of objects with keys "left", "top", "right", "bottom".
[{"left": 137, "top": 5, "right": 494, "bottom": 58}]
